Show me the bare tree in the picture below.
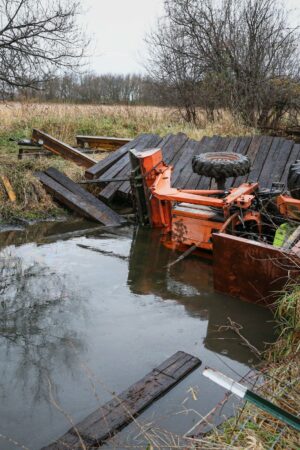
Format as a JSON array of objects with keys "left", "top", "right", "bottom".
[
  {"left": 147, "top": 0, "right": 300, "bottom": 127},
  {"left": 146, "top": 18, "right": 202, "bottom": 123},
  {"left": 0, "top": 0, "right": 87, "bottom": 95}
]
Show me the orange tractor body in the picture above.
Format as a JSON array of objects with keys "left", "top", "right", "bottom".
[{"left": 130, "top": 148, "right": 265, "bottom": 251}]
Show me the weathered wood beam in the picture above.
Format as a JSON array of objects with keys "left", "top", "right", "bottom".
[
  {"left": 32, "top": 129, "right": 96, "bottom": 168},
  {"left": 76, "top": 135, "right": 132, "bottom": 150},
  {"left": 41, "top": 351, "right": 201, "bottom": 449},
  {"left": 36, "top": 169, "right": 125, "bottom": 226},
  {"left": 84, "top": 134, "right": 147, "bottom": 180}
]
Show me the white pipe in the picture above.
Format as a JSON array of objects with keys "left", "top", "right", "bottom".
[{"left": 203, "top": 368, "right": 247, "bottom": 398}]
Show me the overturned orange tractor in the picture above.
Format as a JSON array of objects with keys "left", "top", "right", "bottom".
[{"left": 129, "top": 148, "right": 300, "bottom": 254}]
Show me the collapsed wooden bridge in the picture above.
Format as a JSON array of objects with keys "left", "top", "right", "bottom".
[
  {"left": 84, "top": 133, "right": 300, "bottom": 203},
  {"left": 28, "top": 128, "right": 300, "bottom": 226}
]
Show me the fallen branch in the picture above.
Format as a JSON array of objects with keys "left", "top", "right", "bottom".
[{"left": 218, "top": 317, "right": 262, "bottom": 358}]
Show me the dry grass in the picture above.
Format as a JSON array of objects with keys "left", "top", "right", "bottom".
[
  {"left": 0, "top": 102, "right": 256, "bottom": 147},
  {"left": 0, "top": 155, "right": 83, "bottom": 221},
  {"left": 196, "top": 283, "right": 300, "bottom": 450},
  {"left": 0, "top": 101, "right": 256, "bottom": 223}
]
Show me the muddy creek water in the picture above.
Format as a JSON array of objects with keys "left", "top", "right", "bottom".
[{"left": 0, "top": 220, "right": 275, "bottom": 449}]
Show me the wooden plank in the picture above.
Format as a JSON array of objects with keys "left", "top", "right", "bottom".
[
  {"left": 172, "top": 139, "right": 201, "bottom": 188},
  {"left": 98, "top": 153, "right": 130, "bottom": 182},
  {"left": 246, "top": 135, "right": 274, "bottom": 186},
  {"left": 32, "top": 129, "right": 96, "bottom": 169},
  {"left": 232, "top": 135, "right": 262, "bottom": 187},
  {"left": 118, "top": 133, "right": 175, "bottom": 196},
  {"left": 225, "top": 137, "right": 241, "bottom": 153},
  {"left": 77, "top": 135, "right": 132, "bottom": 150},
  {"left": 44, "top": 167, "right": 125, "bottom": 225},
  {"left": 227, "top": 136, "right": 252, "bottom": 188},
  {"left": 42, "top": 351, "right": 201, "bottom": 450},
  {"left": 101, "top": 134, "right": 164, "bottom": 202},
  {"left": 213, "top": 233, "right": 300, "bottom": 305},
  {"left": 121, "top": 133, "right": 189, "bottom": 196},
  {"left": 281, "top": 143, "right": 300, "bottom": 186},
  {"left": 260, "top": 138, "right": 294, "bottom": 188},
  {"left": 35, "top": 172, "right": 124, "bottom": 226},
  {"left": 161, "top": 132, "right": 189, "bottom": 165},
  {"left": 85, "top": 134, "right": 148, "bottom": 179},
  {"left": 1, "top": 176, "right": 16, "bottom": 202}
]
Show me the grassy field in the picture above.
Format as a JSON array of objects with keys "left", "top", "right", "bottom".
[
  {"left": 0, "top": 102, "right": 256, "bottom": 222},
  {"left": 0, "top": 102, "right": 255, "bottom": 148}
]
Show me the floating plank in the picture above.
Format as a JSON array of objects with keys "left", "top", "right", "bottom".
[
  {"left": 36, "top": 171, "right": 124, "bottom": 226},
  {"left": 76, "top": 135, "right": 132, "bottom": 150},
  {"left": 213, "top": 233, "right": 300, "bottom": 305},
  {"left": 32, "top": 129, "right": 96, "bottom": 168},
  {"left": 42, "top": 351, "right": 201, "bottom": 450},
  {"left": 1, "top": 176, "right": 16, "bottom": 202},
  {"left": 84, "top": 134, "right": 149, "bottom": 179}
]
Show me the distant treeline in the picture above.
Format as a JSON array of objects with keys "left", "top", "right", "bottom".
[{"left": 12, "top": 73, "right": 173, "bottom": 106}]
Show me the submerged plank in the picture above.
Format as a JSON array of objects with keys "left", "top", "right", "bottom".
[
  {"left": 32, "top": 129, "right": 96, "bottom": 168},
  {"left": 42, "top": 351, "right": 201, "bottom": 450},
  {"left": 36, "top": 171, "right": 124, "bottom": 226}
]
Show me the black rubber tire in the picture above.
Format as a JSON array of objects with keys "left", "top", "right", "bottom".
[
  {"left": 287, "top": 160, "right": 300, "bottom": 199},
  {"left": 192, "top": 152, "right": 251, "bottom": 179}
]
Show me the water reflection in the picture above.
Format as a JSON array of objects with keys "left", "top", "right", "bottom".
[
  {"left": 0, "top": 220, "right": 275, "bottom": 449},
  {"left": 0, "top": 250, "right": 85, "bottom": 405},
  {"left": 128, "top": 226, "right": 275, "bottom": 364}
]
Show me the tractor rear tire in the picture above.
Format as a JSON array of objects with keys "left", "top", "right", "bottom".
[
  {"left": 192, "top": 152, "right": 251, "bottom": 179},
  {"left": 287, "top": 161, "right": 300, "bottom": 199}
]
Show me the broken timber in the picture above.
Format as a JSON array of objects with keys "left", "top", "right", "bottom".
[
  {"left": 76, "top": 135, "right": 132, "bottom": 150},
  {"left": 36, "top": 168, "right": 125, "bottom": 226},
  {"left": 1, "top": 176, "right": 16, "bottom": 202},
  {"left": 86, "top": 132, "right": 299, "bottom": 203},
  {"left": 32, "top": 129, "right": 96, "bottom": 168},
  {"left": 41, "top": 351, "right": 201, "bottom": 450}
]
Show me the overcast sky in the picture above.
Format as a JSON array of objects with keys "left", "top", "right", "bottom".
[{"left": 81, "top": 0, "right": 300, "bottom": 75}]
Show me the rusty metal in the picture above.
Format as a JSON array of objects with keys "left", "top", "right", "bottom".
[
  {"left": 277, "top": 194, "right": 300, "bottom": 221},
  {"left": 32, "top": 129, "right": 96, "bottom": 168},
  {"left": 213, "top": 233, "right": 300, "bottom": 305}
]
